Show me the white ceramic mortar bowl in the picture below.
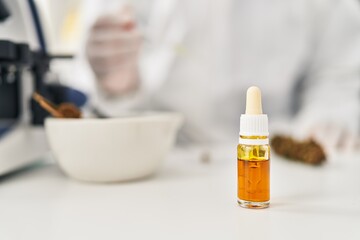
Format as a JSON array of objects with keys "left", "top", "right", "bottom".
[{"left": 45, "top": 113, "right": 183, "bottom": 182}]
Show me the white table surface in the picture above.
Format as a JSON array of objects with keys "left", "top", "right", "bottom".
[{"left": 0, "top": 146, "right": 359, "bottom": 240}]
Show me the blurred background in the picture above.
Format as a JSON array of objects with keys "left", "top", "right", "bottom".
[
  {"left": 0, "top": 0, "right": 359, "bottom": 174},
  {"left": 0, "top": 1, "right": 360, "bottom": 239}
]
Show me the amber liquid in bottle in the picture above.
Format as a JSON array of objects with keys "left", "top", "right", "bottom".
[{"left": 237, "top": 136, "right": 270, "bottom": 208}]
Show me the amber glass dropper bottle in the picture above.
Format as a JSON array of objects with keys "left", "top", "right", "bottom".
[{"left": 237, "top": 86, "right": 270, "bottom": 209}]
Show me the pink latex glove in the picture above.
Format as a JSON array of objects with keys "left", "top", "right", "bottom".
[
  {"left": 86, "top": 6, "right": 142, "bottom": 96},
  {"left": 309, "top": 123, "right": 360, "bottom": 155}
]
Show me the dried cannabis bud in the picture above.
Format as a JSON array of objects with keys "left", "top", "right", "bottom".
[
  {"left": 57, "top": 103, "right": 82, "bottom": 118},
  {"left": 271, "top": 135, "right": 326, "bottom": 165}
]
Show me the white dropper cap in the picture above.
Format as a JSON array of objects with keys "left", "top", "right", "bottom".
[{"left": 239, "top": 86, "right": 269, "bottom": 137}]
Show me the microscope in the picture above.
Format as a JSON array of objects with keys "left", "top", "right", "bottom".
[{"left": 0, "top": 0, "right": 86, "bottom": 175}]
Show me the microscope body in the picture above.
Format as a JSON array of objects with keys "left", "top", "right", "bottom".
[{"left": 0, "top": 0, "right": 85, "bottom": 175}]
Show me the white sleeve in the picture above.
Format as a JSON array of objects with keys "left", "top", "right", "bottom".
[{"left": 294, "top": 0, "right": 360, "bottom": 137}]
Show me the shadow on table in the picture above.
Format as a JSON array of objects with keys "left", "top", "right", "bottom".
[
  {"left": 0, "top": 160, "right": 64, "bottom": 183},
  {"left": 0, "top": 161, "right": 45, "bottom": 182}
]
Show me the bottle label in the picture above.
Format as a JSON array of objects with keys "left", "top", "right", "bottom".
[{"left": 238, "top": 138, "right": 269, "bottom": 145}]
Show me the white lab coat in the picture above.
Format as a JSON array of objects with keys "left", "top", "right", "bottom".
[{"left": 76, "top": 0, "right": 360, "bottom": 144}]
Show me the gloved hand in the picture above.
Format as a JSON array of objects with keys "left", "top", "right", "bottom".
[
  {"left": 308, "top": 123, "right": 360, "bottom": 155},
  {"left": 86, "top": 6, "right": 142, "bottom": 96}
]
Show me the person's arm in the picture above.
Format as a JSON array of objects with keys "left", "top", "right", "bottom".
[
  {"left": 86, "top": 5, "right": 141, "bottom": 96},
  {"left": 86, "top": 0, "right": 186, "bottom": 116},
  {"left": 294, "top": 0, "right": 360, "bottom": 153}
]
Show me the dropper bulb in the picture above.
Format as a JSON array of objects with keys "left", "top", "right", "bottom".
[{"left": 245, "top": 86, "right": 263, "bottom": 115}]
